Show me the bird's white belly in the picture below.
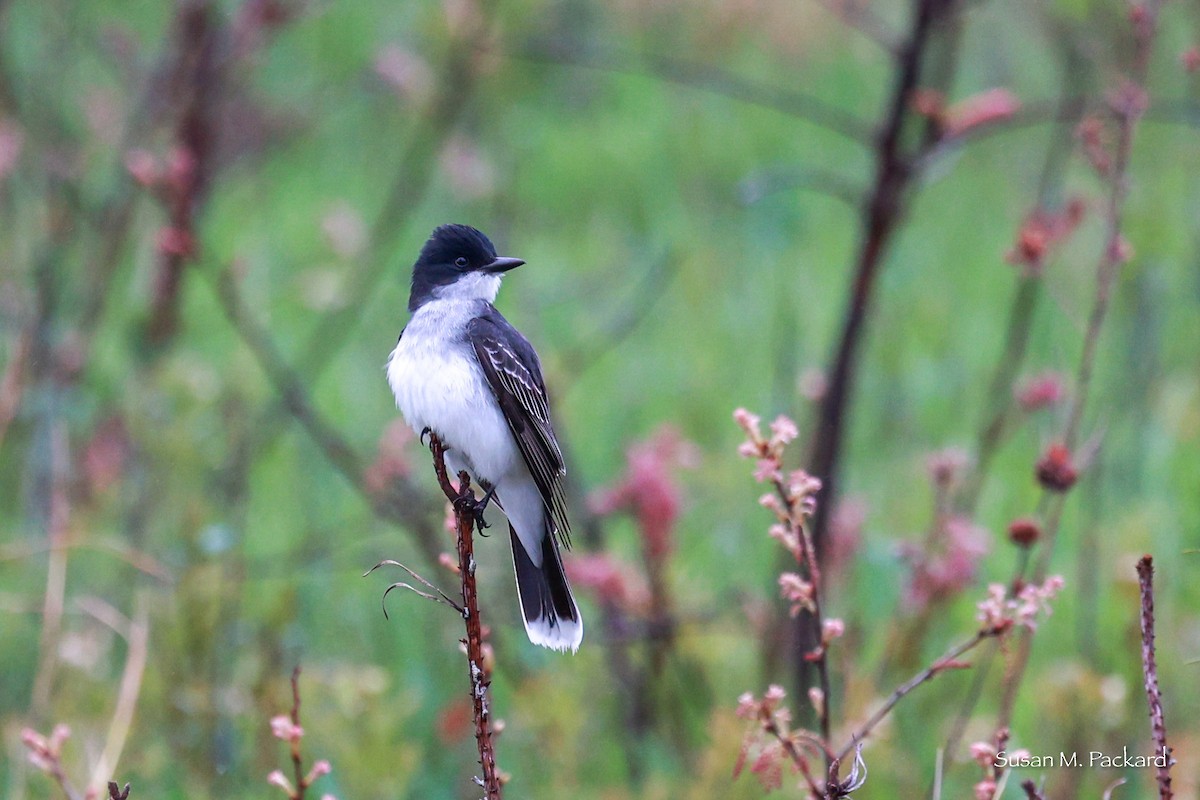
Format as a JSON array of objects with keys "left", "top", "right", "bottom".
[{"left": 387, "top": 337, "right": 518, "bottom": 483}]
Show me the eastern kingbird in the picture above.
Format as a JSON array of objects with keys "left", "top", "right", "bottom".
[{"left": 386, "top": 224, "right": 583, "bottom": 652}]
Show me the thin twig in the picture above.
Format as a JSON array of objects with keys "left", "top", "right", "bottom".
[
  {"left": 517, "top": 41, "right": 874, "bottom": 144},
  {"left": 812, "top": 0, "right": 900, "bottom": 54},
  {"left": 1137, "top": 556, "right": 1173, "bottom": 800},
  {"left": 365, "top": 559, "right": 463, "bottom": 615},
  {"left": 836, "top": 629, "right": 987, "bottom": 762},
  {"left": 428, "top": 434, "right": 503, "bottom": 799}
]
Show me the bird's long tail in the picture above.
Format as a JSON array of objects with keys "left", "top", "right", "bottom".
[{"left": 509, "top": 523, "right": 583, "bottom": 653}]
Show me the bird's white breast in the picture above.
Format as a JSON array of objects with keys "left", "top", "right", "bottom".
[{"left": 386, "top": 299, "right": 518, "bottom": 482}]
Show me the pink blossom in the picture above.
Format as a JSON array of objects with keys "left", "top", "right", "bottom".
[
  {"left": 736, "top": 691, "right": 758, "bottom": 720},
  {"left": 942, "top": 88, "right": 1020, "bottom": 137},
  {"left": 969, "top": 741, "right": 997, "bottom": 769},
  {"left": 321, "top": 201, "right": 367, "bottom": 259},
  {"left": 0, "top": 119, "right": 22, "bottom": 181},
  {"left": 768, "top": 415, "right": 798, "bottom": 446},
  {"left": 976, "top": 576, "right": 1065, "bottom": 632},
  {"left": 1184, "top": 47, "right": 1200, "bottom": 73},
  {"left": 305, "top": 759, "right": 332, "bottom": 784},
  {"left": 565, "top": 553, "right": 649, "bottom": 613},
  {"left": 974, "top": 778, "right": 998, "bottom": 800},
  {"left": 374, "top": 44, "right": 434, "bottom": 103},
  {"left": 124, "top": 148, "right": 160, "bottom": 187},
  {"left": 270, "top": 714, "right": 303, "bottom": 743},
  {"left": 821, "top": 618, "right": 845, "bottom": 644},
  {"left": 1006, "top": 201, "right": 1086, "bottom": 273},
  {"left": 439, "top": 135, "right": 496, "bottom": 201},
  {"left": 778, "top": 572, "right": 813, "bottom": 617},
  {"left": 797, "top": 367, "right": 827, "bottom": 401},
  {"left": 267, "top": 770, "right": 293, "bottom": 794},
  {"left": 733, "top": 407, "right": 762, "bottom": 438},
  {"left": 926, "top": 447, "right": 970, "bottom": 488},
  {"left": 807, "top": 687, "right": 825, "bottom": 717},
  {"left": 1014, "top": 371, "right": 1065, "bottom": 412},
  {"left": 364, "top": 420, "right": 415, "bottom": 496},
  {"left": 752, "top": 458, "right": 781, "bottom": 483},
  {"left": 903, "top": 517, "right": 990, "bottom": 610}
]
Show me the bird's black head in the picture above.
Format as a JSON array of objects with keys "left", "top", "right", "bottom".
[{"left": 408, "top": 224, "right": 524, "bottom": 311}]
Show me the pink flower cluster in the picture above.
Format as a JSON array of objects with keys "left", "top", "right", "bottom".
[
  {"left": 588, "top": 425, "right": 697, "bottom": 562},
  {"left": 969, "top": 729, "right": 1029, "bottom": 800},
  {"left": 733, "top": 685, "right": 796, "bottom": 791},
  {"left": 20, "top": 724, "right": 71, "bottom": 775},
  {"left": 268, "top": 712, "right": 336, "bottom": 800},
  {"left": 975, "top": 576, "right": 1066, "bottom": 634},
  {"left": 901, "top": 516, "right": 991, "bottom": 611}
]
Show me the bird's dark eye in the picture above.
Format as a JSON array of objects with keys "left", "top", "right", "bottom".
[{"left": 454, "top": 256, "right": 469, "bottom": 269}]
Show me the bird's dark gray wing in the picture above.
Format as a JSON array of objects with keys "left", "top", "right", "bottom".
[{"left": 466, "top": 308, "right": 571, "bottom": 546}]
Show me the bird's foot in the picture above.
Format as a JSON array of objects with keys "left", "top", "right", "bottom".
[
  {"left": 455, "top": 482, "right": 497, "bottom": 534},
  {"left": 419, "top": 426, "right": 433, "bottom": 446}
]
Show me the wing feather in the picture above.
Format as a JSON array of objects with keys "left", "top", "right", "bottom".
[{"left": 467, "top": 311, "right": 571, "bottom": 546}]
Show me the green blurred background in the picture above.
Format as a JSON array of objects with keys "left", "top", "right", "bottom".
[{"left": 2, "top": 0, "right": 1198, "bottom": 797}]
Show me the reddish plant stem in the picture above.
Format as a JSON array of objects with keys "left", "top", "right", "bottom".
[
  {"left": 288, "top": 666, "right": 305, "bottom": 800},
  {"left": 428, "top": 434, "right": 503, "bottom": 800},
  {"left": 761, "top": 715, "right": 825, "bottom": 798},
  {"left": 146, "top": 0, "right": 219, "bottom": 345},
  {"left": 1137, "top": 555, "right": 1173, "bottom": 800}
]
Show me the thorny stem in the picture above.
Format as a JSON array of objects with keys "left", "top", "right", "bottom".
[
  {"left": 428, "top": 434, "right": 503, "bottom": 800},
  {"left": 1137, "top": 556, "right": 1173, "bottom": 800}
]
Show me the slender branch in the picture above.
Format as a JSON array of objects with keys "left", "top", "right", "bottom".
[
  {"left": 836, "top": 629, "right": 987, "bottom": 762},
  {"left": 209, "top": 265, "right": 443, "bottom": 565},
  {"left": 812, "top": 0, "right": 900, "bottom": 54},
  {"left": 517, "top": 40, "right": 874, "bottom": 144},
  {"left": 427, "top": 434, "right": 503, "bottom": 800},
  {"left": 1137, "top": 555, "right": 1173, "bottom": 800}
]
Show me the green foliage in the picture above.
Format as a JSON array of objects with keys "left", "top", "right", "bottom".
[{"left": 1, "top": 0, "right": 1199, "bottom": 798}]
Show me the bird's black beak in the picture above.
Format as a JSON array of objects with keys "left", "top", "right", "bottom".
[{"left": 483, "top": 256, "right": 525, "bottom": 273}]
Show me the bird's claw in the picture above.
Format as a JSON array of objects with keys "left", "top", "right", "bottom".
[
  {"left": 419, "top": 426, "right": 433, "bottom": 446},
  {"left": 452, "top": 494, "right": 491, "bottom": 534}
]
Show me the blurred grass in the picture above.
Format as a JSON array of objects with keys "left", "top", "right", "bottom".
[{"left": 2, "top": 0, "right": 1200, "bottom": 798}]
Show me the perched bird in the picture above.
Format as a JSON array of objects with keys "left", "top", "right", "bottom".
[{"left": 386, "top": 224, "right": 583, "bottom": 652}]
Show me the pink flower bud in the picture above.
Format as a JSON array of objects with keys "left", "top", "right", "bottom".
[
  {"left": 267, "top": 770, "right": 294, "bottom": 794},
  {"left": 270, "top": 715, "right": 303, "bottom": 743}
]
